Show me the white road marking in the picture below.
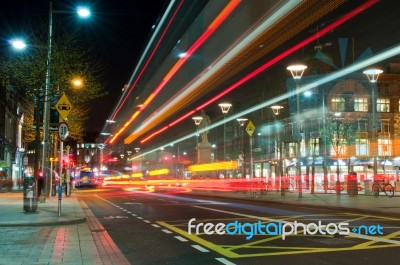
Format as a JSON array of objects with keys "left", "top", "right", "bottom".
[
  {"left": 152, "top": 224, "right": 160, "bottom": 228},
  {"left": 174, "top": 236, "right": 188, "bottom": 242},
  {"left": 191, "top": 245, "right": 209, "bottom": 252},
  {"left": 162, "top": 229, "right": 172, "bottom": 234},
  {"left": 215, "top": 258, "right": 236, "bottom": 265}
]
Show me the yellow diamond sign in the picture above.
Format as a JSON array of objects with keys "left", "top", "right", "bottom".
[
  {"left": 55, "top": 93, "right": 72, "bottom": 121},
  {"left": 246, "top": 120, "right": 255, "bottom": 136}
]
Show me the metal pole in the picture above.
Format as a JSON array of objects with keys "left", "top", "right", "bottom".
[
  {"left": 372, "top": 84, "right": 378, "bottom": 177},
  {"left": 41, "top": 1, "right": 53, "bottom": 198},
  {"left": 296, "top": 88, "right": 302, "bottom": 198},
  {"left": 249, "top": 136, "right": 254, "bottom": 178},
  {"left": 58, "top": 140, "right": 63, "bottom": 217},
  {"left": 322, "top": 88, "right": 328, "bottom": 193},
  {"left": 336, "top": 117, "right": 341, "bottom": 196}
]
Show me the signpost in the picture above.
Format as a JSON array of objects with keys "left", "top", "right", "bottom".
[
  {"left": 54, "top": 93, "right": 72, "bottom": 216},
  {"left": 58, "top": 122, "right": 69, "bottom": 142},
  {"left": 55, "top": 93, "right": 72, "bottom": 121},
  {"left": 246, "top": 121, "right": 255, "bottom": 178}
]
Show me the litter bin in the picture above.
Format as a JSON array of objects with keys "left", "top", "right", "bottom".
[
  {"left": 23, "top": 176, "right": 38, "bottom": 212},
  {"left": 347, "top": 172, "right": 358, "bottom": 196}
]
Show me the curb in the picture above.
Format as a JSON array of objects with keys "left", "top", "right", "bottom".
[
  {"left": 187, "top": 191, "right": 400, "bottom": 218},
  {"left": 0, "top": 217, "right": 87, "bottom": 227}
]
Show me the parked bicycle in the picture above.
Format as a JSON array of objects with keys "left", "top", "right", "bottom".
[{"left": 372, "top": 179, "right": 394, "bottom": 198}]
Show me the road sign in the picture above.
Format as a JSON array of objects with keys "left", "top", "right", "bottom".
[
  {"left": 246, "top": 120, "right": 255, "bottom": 136},
  {"left": 55, "top": 93, "right": 72, "bottom": 120},
  {"left": 58, "top": 122, "right": 69, "bottom": 142}
]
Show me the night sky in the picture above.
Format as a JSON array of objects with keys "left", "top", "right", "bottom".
[{"left": 0, "top": 0, "right": 168, "bottom": 132}]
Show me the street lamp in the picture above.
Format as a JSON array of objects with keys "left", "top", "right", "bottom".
[
  {"left": 219, "top": 103, "right": 232, "bottom": 161},
  {"left": 237, "top": 118, "right": 248, "bottom": 178},
  {"left": 10, "top": 39, "right": 27, "bottom": 50},
  {"left": 334, "top": 112, "right": 342, "bottom": 195},
  {"left": 271, "top": 105, "right": 285, "bottom": 196},
  {"left": 363, "top": 68, "right": 383, "bottom": 179},
  {"left": 41, "top": 2, "right": 90, "bottom": 197},
  {"left": 287, "top": 64, "right": 307, "bottom": 198}
]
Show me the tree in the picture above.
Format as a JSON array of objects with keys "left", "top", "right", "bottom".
[{"left": 0, "top": 21, "right": 107, "bottom": 142}]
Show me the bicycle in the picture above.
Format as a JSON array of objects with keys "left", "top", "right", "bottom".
[
  {"left": 372, "top": 179, "right": 394, "bottom": 198},
  {"left": 282, "top": 180, "right": 295, "bottom": 193}
]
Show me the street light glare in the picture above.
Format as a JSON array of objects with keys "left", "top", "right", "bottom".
[
  {"left": 11, "top": 39, "right": 26, "bottom": 50},
  {"left": 77, "top": 7, "right": 91, "bottom": 18}
]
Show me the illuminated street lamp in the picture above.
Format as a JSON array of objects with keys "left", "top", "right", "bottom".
[
  {"left": 287, "top": 64, "right": 307, "bottom": 198},
  {"left": 270, "top": 105, "right": 285, "bottom": 195},
  {"left": 363, "top": 68, "right": 383, "bottom": 179},
  {"left": 41, "top": 2, "right": 90, "bottom": 197},
  {"left": 219, "top": 103, "right": 232, "bottom": 161},
  {"left": 192, "top": 116, "right": 203, "bottom": 126},
  {"left": 10, "top": 39, "right": 27, "bottom": 50}
]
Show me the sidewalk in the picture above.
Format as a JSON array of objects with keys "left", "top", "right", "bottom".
[
  {"left": 190, "top": 188, "right": 400, "bottom": 217},
  {"left": 0, "top": 191, "right": 130, "bottom": 265}
]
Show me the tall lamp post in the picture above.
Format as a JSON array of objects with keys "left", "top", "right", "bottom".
[
  {"left": 271, "top": 105, "right": 285, "bottom": 196},
  {"left": 287, "top": 64, "right": 307, "bottom": 198},
  {"left": 41, "top": 2, "right": 90, "bottom": 197},
  {"left": 219, "top": 103, "right": 232, "bottom": 161},
  {"left": 334, "top": 112, "right": 342, "bottom": 195},
  {"left": 237, "top": 118, "right": 248, "bottom": 178},
  {"left": 363, "top": 68, "right": 383, "bottom": 179}
]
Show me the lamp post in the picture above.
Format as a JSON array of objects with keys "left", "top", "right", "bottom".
[
  {"left": 287, "top": 64, "right": 307, "bottom": 198},
  {"left": 192, "top": 116, "right": 203, "bottom": 147},
  {"left": 41, "top": 2, "right": 90, "bottom": 197},
  {"left": 237, "top": 118, "right": 248, "bottom": 178},
  {"left": 363, "top": 68, "right": 383, "bottom": 180},
  {"left": 219, "top": 103, "right": 232, "bottom": 161},
  {"left": 271, "top": 105, "right": 285, "bottom": 196},
  {"left": 334, "top": 112, "right": 342, "bottom": 195}
]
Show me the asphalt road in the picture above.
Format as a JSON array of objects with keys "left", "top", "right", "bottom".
[{"left": 79, "top": 188, "right": 400, "bottom": 265}]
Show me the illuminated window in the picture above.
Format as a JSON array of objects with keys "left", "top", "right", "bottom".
[
  {"left": 355, "top": 139, "right": 368, "bottom": 156},
  {"left": 377, "top": 98, "right": 390, "bottom": 112},
  {"left": 378, "top": 139, "right": 392, "bottom": 156},
  {"left": 331, "top": 97, "right": 345, "bottom": 111},
  {"left": 354, "top": 97, "right": 368, "bottom": 112},
  {"left": 309, "top": 138, "right": 320, "bottom": 156}
]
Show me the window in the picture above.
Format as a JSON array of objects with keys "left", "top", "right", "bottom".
[
  {"left": 378, "top": 139, "right": 392, "bottom": 156},
  {"left": 357, "top": 119, "right": 368, "bottom": 132},
  {"left": 331, "top": 97, "right": 345, "bottom": 111},
  {"left": 377, "top": 98, "right": 390, "bottom": 112},
  {"left": 309, "top": 138, "right": 320, "bottom": 156},
  {"left": 377, "top": 119, "right": 390, "bottom": 137},
  {"left": 355, "top": 139, "right": 369, "bottom": 156},
  {"left": 354, "top": 97, "right": 368, "bottom": 112},
  {"left": 398, "top": 99, "right": 400, "bottom": 112}
]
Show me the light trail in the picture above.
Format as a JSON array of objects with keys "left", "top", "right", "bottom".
[
  {"left": 129, "top": 0, "right": 377, "bottom": 145},
  {"left": 131, "top": 42, "right": 400, "bottom": 159},
  {"left": 109, "top": 0, "right": 241, "bottom": 144}
]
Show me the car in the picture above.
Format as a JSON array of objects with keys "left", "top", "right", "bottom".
[{"left": 75, "top": 169, "right": 99, "bottom": 188}]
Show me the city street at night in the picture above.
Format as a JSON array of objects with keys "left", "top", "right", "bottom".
[{"left": 2, "top": 0, "right": 400, "bottom": 264}]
